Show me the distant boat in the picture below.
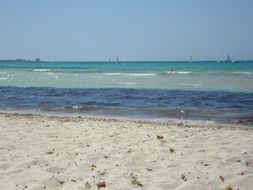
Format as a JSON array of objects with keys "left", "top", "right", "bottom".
[
  {"left": 232, "top": 59, "right": 240, "bottom": 63},
  {"left": 227, "top": 55, "right": 231, "bottom": 62},
  {"left": 226, "top": 54, "right": 239, "bottom": 63},
  {"left": 115, "top": 56, "right": 119, "bottom": 63}
]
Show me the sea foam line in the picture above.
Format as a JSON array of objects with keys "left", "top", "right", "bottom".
[
  {"left": 167, "top": 71, "right": 191, "bottom": 74},
  {"left": 105, "top": 72, "right": 156, "bottom": 76},
  {"left": 232, "top": 71, "right": 252, "bottom": 75},
  {"left": 181, "top": 83, "right": 202, "bottom": 87},
  {"left": 33, "top": 69, "right": 52, "bottom": 72},
  {"left": 121, "top": 82, "right": 137, "bottom": 86}
]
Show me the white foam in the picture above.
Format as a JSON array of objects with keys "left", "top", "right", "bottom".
[
  {"left": 121, "top": 82, "right": 137, "bottom": 86},
  {"left": 181, "top": 83, "right": 202, "bottom": 87},
  {"left": 105, "top": 73, "right": 124, "bottom": 76},
  {"left": 105, "top": 73, "right": 156, "bottom": 76},
  {"left": 33, "top": 69, "right": 52, "bottom": 72},
  {"left": 232, "top": 71, "right": 252, "bottom": 75},
  {"left": 167, "top": 71, "right": 191, "bottom": 75},
  {"left": 0, "top": 77, "right": 7, "bottom": 80},
  {"left": 72, "top": 105, "right": 82, "bottom": 109},
  {"left": 127, "top": 73, "right": 156, "bottom": 76}
]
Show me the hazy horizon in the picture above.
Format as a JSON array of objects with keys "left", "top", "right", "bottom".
[
  {"left": 1, "top": 58, "right": 253, "bottom": 62},
  {"left": 0, "top": 0, "right": 253, "bottom": 61}
]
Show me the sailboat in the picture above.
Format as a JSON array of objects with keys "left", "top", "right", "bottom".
[
  {"left": 227, "top": 54, "right": 231, "bottom": 62},
  {"left": 189, "top": 56, "right": 193, "bottom": 62},
  {"left": 115, "top": 56, "right": 119, "bottom": 63},
  {"left": 227, "top": 54, "right": 239, "bottom": 63}
]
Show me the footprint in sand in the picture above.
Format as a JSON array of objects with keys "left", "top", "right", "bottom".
[
  {"left": 126, "top": 152, "right": 147, "bottom": 167},
  {"left": 3, "top": 169, "right": 23, "bottom": 176},
  {"left": 47, "top": 166, "right": 66, "bottom": 174},
  {"left": 43, "top": 177, "right": 65, "bottom": 188},
  {"left": 0, "top": 163, "right": 11, "bottom": 170}
]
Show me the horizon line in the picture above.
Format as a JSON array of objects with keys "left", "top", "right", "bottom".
[{"left": 0, "top": 59, "right": 253, "bottom": 62}]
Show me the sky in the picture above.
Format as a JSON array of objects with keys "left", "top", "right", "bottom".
[{"left": 0, "top": 0, "right": 253, "bottom": 61}]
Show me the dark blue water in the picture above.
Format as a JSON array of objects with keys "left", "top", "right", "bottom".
[{"left": 1, "top": 86, "right": 253, "bottom": 124}]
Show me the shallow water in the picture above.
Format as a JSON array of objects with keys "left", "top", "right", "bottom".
[
  {"left": 0, "top": 86, "right": 253, "bottom": 124},
  {"left": 0, "top": 61, "right": 253, "bottom": 92}
]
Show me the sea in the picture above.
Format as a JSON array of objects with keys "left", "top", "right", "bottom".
[{"left": 0, "top": 61, "right": 253, "bottom": 124}]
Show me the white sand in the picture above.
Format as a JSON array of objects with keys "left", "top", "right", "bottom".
[{"left": 0, "top": 113, "right": 253, "bottom": 190}]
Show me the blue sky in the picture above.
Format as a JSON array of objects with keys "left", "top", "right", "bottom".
[{"left": 0, "top": 0, "right": 252, "bottom": 61}]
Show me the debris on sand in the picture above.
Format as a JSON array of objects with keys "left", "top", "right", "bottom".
[
  {"left": 131, "top": 178, "right": 143, "bottom": 187},
  {"left": 220, "top": 175, "right": 225, "bottom": 182},
  {"left": 91, "top": 164, "right": 97, "bottom": 171},
  {"left": 181, "top": 174, "right": 187, "bottom": 181},
  {"left": 85, "top": 182, "right": 91, "bottom": 189},
  {"left": 225, "top": 185, "right": 233, "bottom": 190},
  {"left": 97, "top": 181, "right": 106, "bottom": 189},
  {"left": 157, "top": 135, "right": 163, "bottom": 139}
]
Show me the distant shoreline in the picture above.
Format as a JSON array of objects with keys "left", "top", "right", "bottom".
[{"left": 1, "top": 60, "right": 253, "bottom": 63}]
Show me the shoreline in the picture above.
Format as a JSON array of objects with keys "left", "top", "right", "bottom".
[
  {"left": 1, "top": 112, "right": 253, "bottom": 189},
  {"left": 0, "top": 111, "right": 252, "bottom": 129}
]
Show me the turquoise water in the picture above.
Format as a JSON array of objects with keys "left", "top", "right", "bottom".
[{"left": 0, "top": 61, "right": 253, "bottom": 92}]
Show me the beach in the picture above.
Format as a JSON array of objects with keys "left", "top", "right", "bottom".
[
  {"left": 1, "top": 0, "right": 253, "bottom": 189},
  {"left": 0, "top": 113, "right": 252, "bottom": 190}
]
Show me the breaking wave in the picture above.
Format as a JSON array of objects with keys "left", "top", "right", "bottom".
[
  {"left": 167, "top": 71, "right": 192, "bottom": 75},
  {"left": 232, "top": 72, "right": 252, "bottom": 75},
  {"left": 105, "top": 72, "right": 156, "bottom": 76},
  {"left": 33, "top": 69, "right": 52, "bottom": 72}
]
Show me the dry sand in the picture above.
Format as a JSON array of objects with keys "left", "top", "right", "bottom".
[{"left": 0, "top": 113, "right": 253, "bottom": 190}]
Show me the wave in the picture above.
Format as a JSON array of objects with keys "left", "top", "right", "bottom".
[
  {"left": 105, "top": 72, "right": 124, "bottom": 76},
  {"left": 128, "top": 73, "right": 156, "bottom": 76},
  {"left": 0, "top": 77, "right": 7, "bottom": 80},
  {"left": 105, "top": 72, "right": 156, "bottom": 76},
  {"left": 167, "top": 71, "right": 191, "bottom": 75},
  {"left": 33, "top": 69, "right": 52, "bottom": 72},
  {"left": 121, "top": 82, "right": 137, "bottom": 86},
  {"left": 181, "top": 83, "right": 202, "bottom": 87},
  {"left": 72, "top": 105, "right": 82, "bottom": 109},
  {"left": 232, "top": 72, "right": 252, "bottom": 75}
]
